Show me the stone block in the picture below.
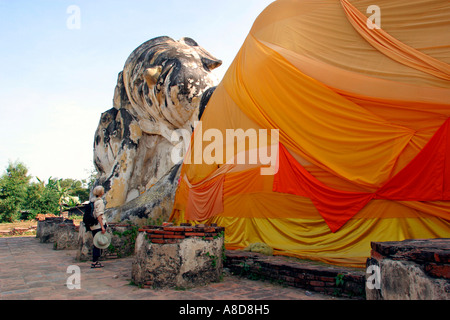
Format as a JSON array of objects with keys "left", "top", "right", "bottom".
[
  {"left": 36, "top": 218, "right": 66, "bottom": 243},
  {"left": 53, "top": 223, "right": 79, "bottom": 250},
  {"left": 132, "top": 230, "right": 224, "bottom": 289},
  {"left": 366, "top": 239, "right": 450, "bottom": 300}
]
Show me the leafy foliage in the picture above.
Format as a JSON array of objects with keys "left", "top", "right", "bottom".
[
  {"left": 0, "top": 161, "right": 31, "bottom": 222},
  {"left": 0, "top": 161, "right": 95, "bottom": 222}
]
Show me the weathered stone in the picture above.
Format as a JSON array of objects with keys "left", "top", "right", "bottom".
[
  {"left": 76, "top": 223, "right": 96, "bottom": 261},
  {"left": 370, "top": 239, "right": 450, "bottom": 264},
  {"left": 93, "top": 36, "right": 221, "bottom": 213},
  {"left": 108, "top": 224, "right": 139, "bottom": 259},
  {"left": 36, "top": 218, "right": 65, "bottom": 243},
  {"left": 53, "top": 223, "right": 78, "bottom": 250},
  {"left": 366, "top": 239, "right": 450, "bottom": 300},
  {"left": 105, "top": 160, "right": 182, "bottom": 227},
  {"left": 132, "top": 232, "right": 224, "bottom": 289}
]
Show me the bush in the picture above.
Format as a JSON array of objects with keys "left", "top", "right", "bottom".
[
  {"left": 0, "top": 161, "right": 30, "bottom": 222},
  {"left": 0, "top": 161, "right": 93, "bottom": 222}
]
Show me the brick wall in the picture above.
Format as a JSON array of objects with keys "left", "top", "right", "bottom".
[
  {"left": 225, "top": 251, "right": 366, "bottom": 299},
  {"left": 138, "top": 223, "right": 225, "bottom": 245}
]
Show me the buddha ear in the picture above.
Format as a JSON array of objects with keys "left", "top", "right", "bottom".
[
  {"left": 143, "top": 66, "right": 162, "bottom": 87},
  {"left": 179, "top": 36, "right": 222, "bottom": 71},
  {"left": 201, "top": 57, "right": 222, "bottom": 71},
  {"left": 179, "top": 37, "right": 199, "bottom": 47}
]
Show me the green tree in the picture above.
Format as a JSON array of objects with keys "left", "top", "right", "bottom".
[
  {"left": 23, "top": 180, "right": 45, "bottom": 219},
  {"left": 0, "top": 161, "right": 31, "bottom": 222},
  {"left": 0, "top": 161, "right": 94, "bottom": 221},
  {"left": 60, "top": 178, "right": 89, "bottom": 203},
  {"left": 24, "top": 177, "right": 90, "bottom": 218},
  {"left": 55, "top": 179, "right": 78, "bottom": 214},
  {"left": 24, "top": 177, "right": 60, "bottom": 217}
]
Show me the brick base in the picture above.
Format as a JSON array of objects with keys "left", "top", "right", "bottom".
[
  {"left": 138, "top": 223, "right": 224, "bottom": 244},
  {"left": 366, "top": 238, "right": 450, "bottom": 300},
  {"left": 224, "top": 251, "right": 365, "bottom": 299}
]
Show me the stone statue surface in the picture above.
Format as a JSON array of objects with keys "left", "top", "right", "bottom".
[{"left": 92, "top": 36, "right": 221, "bottom": 224}]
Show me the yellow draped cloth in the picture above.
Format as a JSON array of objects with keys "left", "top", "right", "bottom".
[{"left": 170, "top": 0, "right": 450, "bottom": 267}]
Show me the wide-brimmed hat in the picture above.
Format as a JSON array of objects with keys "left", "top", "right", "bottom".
[{"left": 93, "top": 232, "right": 111, "bottom": 249}]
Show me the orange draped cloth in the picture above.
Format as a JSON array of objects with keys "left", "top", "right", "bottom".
[
  {"left": 171, "top": 0, "right": 450, "bottom": 267},
  {"left": 340, "top": 0, "right": 450, "bottom": 81},
  {"left": 274, "top": 118, "right": 450, "bottom": 232}
]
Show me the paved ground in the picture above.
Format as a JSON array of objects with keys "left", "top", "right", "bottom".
[{"left": 0, "top": 236, "right": 345, "bottom": 301}]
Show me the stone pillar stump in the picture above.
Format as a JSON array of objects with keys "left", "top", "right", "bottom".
[{"left": 132, "top": 224, "right": 224, "bottom": 289}]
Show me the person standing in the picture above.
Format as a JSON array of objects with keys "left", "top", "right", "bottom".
[{"left": 90, "top": 186, "right": 107, "bottom": 268}]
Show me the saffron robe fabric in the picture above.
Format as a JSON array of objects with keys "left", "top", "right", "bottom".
[{"left": 170, "top": 0, "right": 450, "bottom": 267}]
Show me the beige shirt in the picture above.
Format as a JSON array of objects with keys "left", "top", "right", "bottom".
[{"left": 90, "top": 198, "right": 106, "bottom": 231}]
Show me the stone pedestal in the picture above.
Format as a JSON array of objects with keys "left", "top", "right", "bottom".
[
  {"left": 366, "top": 238, "right": 450, "bottom": 300},
  {"left": 53, "top": 223, "right": 79, "bottom": 250},
  {"left": 36, "top": 217, "right": 65, "bottom": 243},
  {"left": 132, "top": 224, "right": 224, "bottom": 289}
]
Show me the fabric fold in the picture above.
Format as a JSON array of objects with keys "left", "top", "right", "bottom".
[
  {"left": 274, "top": 118, "right": 450, "bottom": 232},
  {"left": 376, "top": 118, "right": 450, "bottom": 200},
  {"left": 340, "top": 0, "right": 450, "bottom": 81},
  {"left": 273, "top": 143, "right": 375, "bottom": 232},
  {"left": 170, "top": 0, "right": 450, "bottom": 267}
]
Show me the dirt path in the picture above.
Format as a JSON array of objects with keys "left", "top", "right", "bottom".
[{"left": 0, "top": 220, "right": 38, "bottom": 231}]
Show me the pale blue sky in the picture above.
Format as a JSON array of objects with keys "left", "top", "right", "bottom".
[{"left": 0, "top": 0, "right": 274, "bottom": 182}]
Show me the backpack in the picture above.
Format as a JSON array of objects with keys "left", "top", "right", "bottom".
[{"left": 82, "top": 201, "right": 97, "bottom": 232}]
